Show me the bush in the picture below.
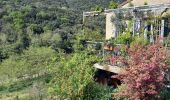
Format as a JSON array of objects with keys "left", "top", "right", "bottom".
[
  {"left": 0, "top": 85, "right": 7, "bottom": 92},
  {"left": 48, "top": 51, "right": 105, "bottom": 99},
  {"left": 112, "top": 43, "right": 170, "bottom": 99},
  {"left": 109, "top": 32, "right": 132, "bottom": 45},
  {"left": 82, "top": 82, "right": 114, "bottom": 99},
  {"left": 109, "top": 1, "right": 118, "bottom": 9},
  {"left": 160, "top": 89, "right": 170, "bottom": 99},
  {"left": 130, "top": 36, "right": 149, "bottom": 47}
]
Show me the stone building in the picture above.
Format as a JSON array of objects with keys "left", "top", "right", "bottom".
[
  {"left": 105, "top": 0, "right": 170, "bottom": 40},
  {"left": 83, "top": 0, "right": 170, "bottom": 87}
]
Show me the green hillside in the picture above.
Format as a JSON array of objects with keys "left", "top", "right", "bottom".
[
  {"left": 0, "top": 0, "right": 124, "bottom": 99},
  {"left": 0, "top": 0, "right": 170, "bottom": 99}
]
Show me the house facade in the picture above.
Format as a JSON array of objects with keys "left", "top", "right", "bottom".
[{"left": 106, "top": 0, "right": 170, "bottom": 40}]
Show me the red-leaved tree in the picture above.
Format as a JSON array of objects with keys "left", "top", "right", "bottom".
[{"left": 112, "top": 43, "right": 170, "bottom": 100}]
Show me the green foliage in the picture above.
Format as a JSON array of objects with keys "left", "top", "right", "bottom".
[
  {"left": 82, "top": 82, "right": 114, "bottom": 99},
  {"left": 48, "top": 51, "right": 103, "bottom": 99},
  {"left": 0, "top": 0, "right": 126, "bottom": 99},
  {"left": 67, "top": 0, "right": 111, "bottom": 11},
  {"left": 116, "top": 33, "right": 132, "bottom": 44},
  {"left": 109, "top": 32, "right": 132, "bottom": 45},
  {"left": 29, "top": 24, "right": 44, "bottom": 35},
  {"left": 130, "top": 35, "right": 149, "bottom": 47},
  {"left": 84, "top": 15, "right": 105, "bottom": 42},
  {"left": 0, "top": 85, "right": 7, "bottom": 92},
  {"left": 0, "top": 75, "right": 51, "bottom": 100},
  {"left": 91, "top": 5, "right": 104, "bottom": 12},
  {"left": 0, "top": 48, "right": 8, "bottom": 62},
  {"left": 160, "top": 89, "right": 170, "bottom": 99},
  {"left": 0, "top": 47, "right": 57, "bottom": 79},
  {"left": 84, "top": 29, "right": 104, "bottom": 41},
  {"left": 109, "top": 1, "right": 118, "bottom": 9},
  {"left": 113, "top": 84, "right": 128, "bottom": 100},
  {"left": 73, "top": 32, "right": 86, "bottom": 51},
  {"left": 144, "top": 2, "right": 148, "bottom": 5},
  {"left": 128, "top": 2, "right": 134, "bottom": 7},
  {"left": 0, "top": 0, "right": 123, "bottom": 54},
  {"left": 7, "top": 81, "right": 33, "bottom": 92}
]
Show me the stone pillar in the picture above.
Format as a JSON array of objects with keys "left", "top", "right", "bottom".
[
  {"left": 106, "top": 13, "right": 116, "bottom": 40},
  {"left": 159, "top": 20, "right": 161, "bottom": 37},
  {"left": 144, "top": 22, "right": 147, "bottom": 39},
  {"left": 150, "top": 35, "right": 154, "bottom": 43},
  {"left": 150, "top": 23, "right": 154, "bottom": 43},
  {"left": 136, "top": 19, "right": 141, "bottom": 37},
  {"left": 160, "top": 19, "right": 165, "bottom": 42},
  {"left": 151, "top": 23, "right": 153, "bottom": 35}
]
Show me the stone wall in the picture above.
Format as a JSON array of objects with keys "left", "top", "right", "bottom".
[{"left": 106, "top": 13, "right": 116, "bottom": 40}]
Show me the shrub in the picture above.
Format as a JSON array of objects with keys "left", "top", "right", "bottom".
[
  {"left": 160, "top": 89, "right": 170, "bottom": 99},
  {"left": 82, "top": 82, "right": 114, "bottom": 99},
  {"left": 48, "top": 51, "right": 105, "bottom": 99},
  {"left": 130, "top": 36, "right": 149, "bottom": 47},
  {"left": 112, "top": 43, "right": 170, "bottom": 99},
  {"left": 109, "top": 32, "right": 132, "bottom": 45},
  {"left": 109, "top": 1, "right": 118, "bottom": 9}
]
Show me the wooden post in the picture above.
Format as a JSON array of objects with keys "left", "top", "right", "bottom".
[{"left": 132, "top": 7, "right": 137, "bottom": 37}]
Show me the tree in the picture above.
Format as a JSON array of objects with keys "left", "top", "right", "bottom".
[
  {"left": 48, "top": 51, "right": 104, "bottom": 99},
  {"left": 91, "top": 5, "right": 104, "bottom": 12},
  {"left": 144, "top": 2, "right": 148, "bottom": 5},
  {"left": 109, "top": 1, "right": 118, "bottom": 9},
  {"left": 128, "top": 2, "right": 134, "bottom": 7},
  {"left": 112, "top": 43, "right": 170, "bottom": 99}
]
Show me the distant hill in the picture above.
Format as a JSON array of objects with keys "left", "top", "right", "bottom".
[
  {"left": 1, "top": 0, "right": 126, "bottom": 11},
  {"left": 68, "top": 0, "right": 126, "bottom": 10},
  {"left": 66, "top": 0, "right": 111, "bottom": 11},
  {"left": 0, "top": 0, "right": 126, "bottom": 55}
]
